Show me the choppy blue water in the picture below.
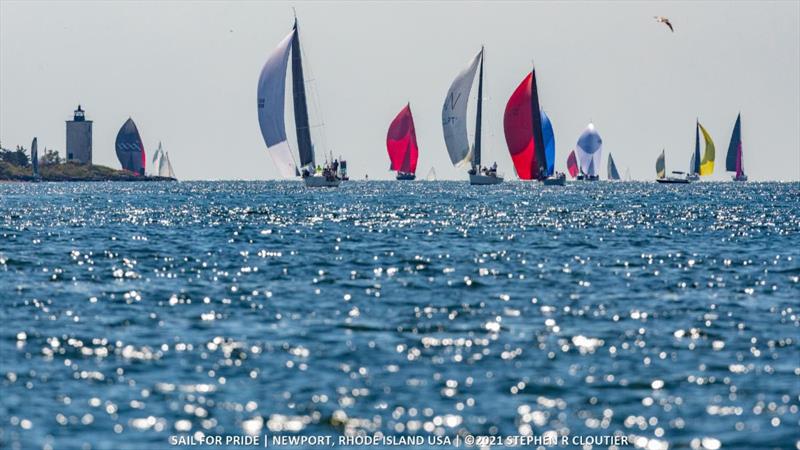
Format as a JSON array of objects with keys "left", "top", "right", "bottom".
[{"left": 1, "top": 181, "right": 798, "bottom": 450}]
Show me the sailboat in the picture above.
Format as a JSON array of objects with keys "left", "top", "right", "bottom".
[
  {"left": 151, "top": 142, "right": 177, "bottom": 179},
  {"left": 257, "top": 16, "right": 341, "bottom": 187},
  {"left": 443, "top": 47, "right": 503, "bottom": 185},
  {"left": 726, "top": 113, "right": 747, "bottom": 181},
  {"left": 387, "top": 103, "right": 419, "bottom": 180},
  {"left": 687, "top": 120, "right": 715, "bottom": 181},
  {"left": 656, "top": 149, "right": 690, "bottom": 184},
  {"left": 31, "top": 137, "right": 40, "bottom": 180},
  {"left": 567, "top": 150, "right": 579, "bottom": 179},
  {"left": 504, "top": 63, "right": 564, "bottom": 185},
  {"left": 115, "top": 118, "right": 146, "bottom": 176},
  {"left": 607, "top": 153, "right": 621, "bottom": 180},
  {"left": 425, "top": 167, "right": 438, "bottom": 181},
  {"left": 574, "top": 123, "right": 602, "bottom": 181}
]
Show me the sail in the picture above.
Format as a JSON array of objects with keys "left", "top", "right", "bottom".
[
  {"left": 656, "top": 150, "right": 666, "bottom": 178},
  {"left": 387, "top": 104, "right": 419, "bottom": 174},
  {"left": 698, "top": 122, "right": 715, "bottom": 176},
  {"left": 567, "top": 150, "right": 579, "bottom": 178},
  {"left": 166, "top": 152, "right": 176, "bottom": 179},
  {"left": 607, "top": 153, "right": 621, "bottom": 180},
  {"left": 31, "top": 137, "right": 39, "bottom": 177},
  {"left": 257, "top": 29, "right": 298, "bottom": 178},
  {"left": 575, "top": 123, "right": 602, "bottom": 177},
  {"left": 115, "top": 118, "right": 146, "bottom": 175},
  {"left": 692, "top": 122, "right": 701, "bottom": 175},
  {"left": 504, "top": 72, "right": 535, "bottom": 180},
  {"left": 474, "top": 49, "right": 484, "bottom": 169},
  {"left": 152, "top": 141, "right": 163, "bottom": 165},
  {"left": 541, "top": 111, "right": 555, "bottom": 176},
  {"left": 158, "top": 149, "right": 171, "bottom": 177},
  {"left": 726, "top": 114, "right": 743, "bottom": 175},
  {"left": 291, "top": 20, "right": 314, "bottom": 168},
  {"left": 442, "top": 50, "right": 481, "bottom": 166},
  {"left": 529, "top": 69, "right": 547, "bottom": 179}
]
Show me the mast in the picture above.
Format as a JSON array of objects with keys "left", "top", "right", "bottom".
[
  {"left": 529, "top": 65, "right": 546, "bottom": 179},
  {"left": 291, "top": 19, "right": 314, "bottom": 168},
  {"left": 473, "top": 47, "right": 484, "bottom": 170}
]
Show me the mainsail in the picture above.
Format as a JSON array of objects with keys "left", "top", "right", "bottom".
[
  {"left": 607, "top": 153, "right": 621, "bottom": 180},
  {"left": 115, "top": 118, "right": 146, "bottom": 176},
  {"left": 567, "top": 150, "right": 579, "bottom": 178},
  {"left": 575, "top": 123, "right": 602, "bottom": 178},
  {"left": 257, "top": 19, "right": 320, "bottom": 178},
  {"left": 387, "top": 103, "right": 419, "bottom": 175},
  {"left": 442, "top": 49, "right": 481, "bottom": 167},
  {"left": 692, "top": 121, "right": 701, "bottom": 175},
  {"left": 152, "top": 141, "right": 163, "bottom": 166},
  {"left": 541, "top": 111, "right": 555, "bottom": 176},
  {"left": 726, "top": 113, "right": 744, "bottom": 177},
  {"left": 656, "top": 149, "right": 666, "bottom": 178},
  {"left": 698, "top": 122, "right": 715, "bottom": 175},
  {"left": 31, "top": 137, "right": 39, "bottom": 178}
]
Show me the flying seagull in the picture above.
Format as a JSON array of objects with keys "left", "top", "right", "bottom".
[{"left": 654, "top": 16, "right": 674, "bottom": 32}]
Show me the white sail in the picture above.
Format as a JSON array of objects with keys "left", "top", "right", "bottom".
[
  {"left": 575, "top": 123, "right": 602, "bottom": 177},
  {"left": 257, "top": 30, "right": 298, "bottom": 179},
  {"left": 152, "top": 142, "right": 163, "bottom": 165},
  {"left": 442, "top": 50, "right": 481, "bottom": 166},
  {"left": 158, "top": 150, "right": 170, "bottom": 177},
  {"left": 166, "top": 152, "right": 176, "bottom": 179}
]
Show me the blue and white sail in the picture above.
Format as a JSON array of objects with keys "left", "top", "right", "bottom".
[
  {"left": 541, "top": 111, "right": 555, "bottom": 176},
  {"left": 575, "top": 123, "right": 602, "bottom": 177}
]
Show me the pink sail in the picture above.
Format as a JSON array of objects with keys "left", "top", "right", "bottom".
[
  {"left": 386, "top": 104, "right": 419, "bottom": 174},
  {"left": 567, "top": 150, "right": 579, "bottom": 178}
]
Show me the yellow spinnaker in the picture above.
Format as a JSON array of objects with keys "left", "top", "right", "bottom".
[{"left": 698, "top": 123, "right": 715, "bottom": 175}]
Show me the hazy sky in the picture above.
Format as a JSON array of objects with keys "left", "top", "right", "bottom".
[{"left": 1, "top": 1, "right": 798, "bottom": 181}]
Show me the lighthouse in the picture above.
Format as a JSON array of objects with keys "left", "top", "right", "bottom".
[{"left": 66, "top": 105, "right": 92, "bottom": 164}]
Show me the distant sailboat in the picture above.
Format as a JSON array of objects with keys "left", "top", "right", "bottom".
[
  {"left": 115, "top": 118, "right": 146, "bottom": 176},
  {"left": 425, "top": 167, "right": 438, "bottom": 181},
  {"left": 575, "top": 123, "right": 602, "bottom": 181},
  {"left": 150, "top": 142, "right": 177, "bottom": 179},
  {"left": 567, "top": 150, "right": 579, "bottom": 179},
  {"left": 607, "top": 153, "right": 621, "bottom": 180},
  {"left": 656, "top": 149, "right": 689, "bottom": 184},
  {"left": 726, "top": 113, "right": 747, "bottom": 182},
  {"left": 442, "top": 47, "right": 502, "bottom": 185},
  {"left": 387, "top": 103, "right": 419, "bottom": 181},
  {"left": 688, "top": 120, "right": 715, "bottom": 181},
  {"left": 31, "top": 137, "right": 39, "bottom": 179},
  {"left": 257, "top": 16, "right": 340, "bottom": 187}
]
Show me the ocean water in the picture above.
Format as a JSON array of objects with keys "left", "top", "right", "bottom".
[{"left": 0, "top": 181, "right": 798, "bottom": 450}]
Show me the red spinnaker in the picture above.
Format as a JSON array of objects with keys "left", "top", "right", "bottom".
[
  {"left": 567, "top": 150, "right": 579, "bottom": 178},
  {"left": 504, "top": 73, "right": 536, "bottom": 180},
  {"left": 386, "top": 104, "right": 419, "bottom": 174}
]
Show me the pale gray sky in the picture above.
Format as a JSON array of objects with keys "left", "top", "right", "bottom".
[{"left": 1, "top": 1, "right": 798, "bottom": 181}]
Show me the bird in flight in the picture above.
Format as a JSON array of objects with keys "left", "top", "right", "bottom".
[{"left": 654, "top": 16, "right": 674, "bottom": 32}]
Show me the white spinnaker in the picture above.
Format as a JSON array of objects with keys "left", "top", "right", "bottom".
[
  {"left": 575, "top": 123, "right": 603, "bottom": 177},
  {"left": 257, "top": 30, "right": 298, "bottom": 179},
  {"left": 442, "top": 50, "right": 481, "bottom": 166}
]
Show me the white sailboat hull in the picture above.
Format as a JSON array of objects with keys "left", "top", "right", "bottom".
[
  {"left": 469, "top": 173, "right": 503, "bottom": 185},
  {"left": 303, "top": 175, "right": 340, "bottom": 188}
]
